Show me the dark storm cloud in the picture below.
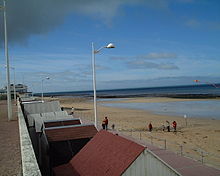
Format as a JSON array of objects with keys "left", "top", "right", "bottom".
[
  {"left": 1, "top": 0, "right": 85, "bottom": 44},
  {"left": 0, "top": 0, "right": 170, "bottom": 45}
]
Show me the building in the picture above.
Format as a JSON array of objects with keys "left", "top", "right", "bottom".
[
  {"left": 0, "top": 83, "right": 28, "bottom": 94},
  {"left": 13, "top": 84, "right": 28, "bottom": 93}
]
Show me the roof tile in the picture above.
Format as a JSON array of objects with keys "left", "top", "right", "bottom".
[
  {"left": 45, "top": 124, "right": 97, "bottom": 142},
  {"left": 54, "top": 130, "right": 145, "bottom": 176},
  {"left": 44, "top": 119, "right": 81, "bottom": 128}
]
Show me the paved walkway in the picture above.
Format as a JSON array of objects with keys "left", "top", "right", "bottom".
[{"left": 0, "top": 100, "right": 21, "bottom": 176}]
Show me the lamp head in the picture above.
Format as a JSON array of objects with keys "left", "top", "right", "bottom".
[
  {"left": 46, "top": 77, "right": 50, "bottom": 80},
  {"left": 106, "top": 43, "right": 115, "bottom": 48}
]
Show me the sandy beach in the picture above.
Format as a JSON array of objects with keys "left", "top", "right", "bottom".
[{"left": 55, "top": 96, "right": 220, "bottom": 169}]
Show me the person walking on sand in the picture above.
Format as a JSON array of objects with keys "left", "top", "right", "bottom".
[
  {"left": 111, "top": 124, "right": 115, "bottom": 130},
  {"left": 102, "top": 116, "right": 108, "bottom": 130},
  {"left": 172, "top": 121, "right": 177, "bottom": 132},
  {"left": 148, "top": 122, "right": 153, "bottom": 132},
  {"left": 162, "top": 123, "right": 165, "bottom": 131},
  {"left": 166, "top": 120, "right": 170, "bottom": 132},
  {"left": 71, "top": 107, "right": 75, "bottom": 115},
  {"left": 102, "top": 119, "right": 106, "bottom": 130},
  {"left": 104, "top": 116, "right": 108, "bottom": 130}
]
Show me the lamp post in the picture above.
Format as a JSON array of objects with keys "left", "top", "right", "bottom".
[
  {"left": 29, "top": 82, "right": 38, "bottom": 98},
  {"left": 31, "top": 84, "right": 34, "bottom": 98},
  {"left": 2, "top": 65, "right": 16, "bottom": 102},
  {"left": 2, "top": 0, "right": 12, "bottom": 120},
  {"left": 10, "top": 67, "right": 16, "bottom": 102},
  {"left": 92, "top": 43, "right": 115, "bottom": 128},
  {"left": 41, "top": 77, "right": 50, "bottom": 102}
]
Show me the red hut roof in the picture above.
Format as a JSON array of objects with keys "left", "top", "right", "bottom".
[
  {"left": 53, "top": 130, "right": 145, "bottom": 176},
  {"left": 45, "top": 124, "right": 97, "bottom": 142}
]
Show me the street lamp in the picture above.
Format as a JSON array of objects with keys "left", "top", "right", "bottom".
[
  {"left": 92, "top": 42, "right": 115, "bottom": 128},
  {"left": 3, "top": 65, "right": 16, "bottom": 102},
  {"left": 2, "top": 65, "right": 16, "bottom": 102},
  {"left": 10, "top": 67, "right": 16, "bottom": 102},
  {"left": 1, "top": 0, "right": 12, "bottom": 121},
  {"left": 41, "top": 77, "right": 50, "bottom": 102}
]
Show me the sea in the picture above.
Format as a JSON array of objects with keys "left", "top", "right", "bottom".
[
  {"left": 44, "top": 84, "right": 220, "bottom": 98},
  {"left": 103, "top": 100, "right": 220, "bottom": 120},
  {"left": 44, "top": 84, "right": 220, "bottom": 120}
]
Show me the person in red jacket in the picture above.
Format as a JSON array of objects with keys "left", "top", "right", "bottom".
[
  {"left": 148, "top": 122, "right": 153, "bottom": 132},
  {"left": 172, "top": 121, "right": 177, "bottom": 132},
  {"left": 102, "top": 117, "right": 108, "bottom": 130}
]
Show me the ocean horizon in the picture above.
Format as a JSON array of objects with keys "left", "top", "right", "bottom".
[
  {"left": 40, "top": 84, "right": 220, "bottom": 120},
  {"left": 42, "top": 84, "right": 220, "bottom": 98}
]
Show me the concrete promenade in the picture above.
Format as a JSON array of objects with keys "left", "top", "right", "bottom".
[{"left": 0, "top": 100, "right": 21, "bottom": 176}]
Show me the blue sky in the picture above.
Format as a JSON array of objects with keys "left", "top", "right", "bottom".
[{"left": 0, "top": 0, "right": 220, "bottom": 93}]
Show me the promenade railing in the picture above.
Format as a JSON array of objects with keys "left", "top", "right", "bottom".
[{"left": 120, "top": 129, "right": 220, "bottom": 169}]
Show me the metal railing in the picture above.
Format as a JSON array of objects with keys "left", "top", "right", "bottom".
[{"left": 120, "top": 129, "right": 220, "bottom": 169}]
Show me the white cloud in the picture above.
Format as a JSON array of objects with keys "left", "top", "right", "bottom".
[
  {"left": 127, "top": 60, "right": 179, "bottom": 70},
  {"left": 185, "top": 19, "right": 200, "bottom": 28},
  {"left": 176, "top": 0, "right": 195, "bottom": 3},
  {"left": 185, "top": 19, "right": 220, "bottom": 31},
  {"left": 140, "top": 52, "right": 177, "bottom": 59},
  {"left": 110, "top": 56, "right": 128, "bottom": 60},
  {"left": 111, "top": 52, "right": 177, "bottom": 61}
]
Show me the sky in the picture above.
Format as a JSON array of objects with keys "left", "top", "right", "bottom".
[{"left": 0, "top": 0, "right": 220, "bottom": 93}]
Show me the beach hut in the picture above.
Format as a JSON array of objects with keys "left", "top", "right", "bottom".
[
  {"left": 40, "top": 124, "right": 98, "bottom": 176},
  {"left": 22, "top": 100, "right": 61, "bottom": 116},
  {"left": 53, "top": 130, "right": 180, "bottom": 176}
]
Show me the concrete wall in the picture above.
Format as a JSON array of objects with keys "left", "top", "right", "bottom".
[
  {"left": 23, "top": 101, "right": 61, "bottom": 115},
  {"left": 122, "top": 149, "right": 181, "bottom": 176},
  {"left": 18, "top": 102, "right": 42, "bottom": 176}
]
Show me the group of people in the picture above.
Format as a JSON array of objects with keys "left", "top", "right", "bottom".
[
  {"left": 148, "top": 120, "right": 177, "bottom": 132},
  {"left": 101, "top": 116, "right": 177, "bottom": 132},
  {"left": 101, "top": 117, "right": 115, "bottom": 130},
  {"left": 69, "top": 110, "right": 177, "bottom": 133}
]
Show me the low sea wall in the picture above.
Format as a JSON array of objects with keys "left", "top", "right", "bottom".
[{"left": 17, "top": 101, "right": 41, "bottom": 176}]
